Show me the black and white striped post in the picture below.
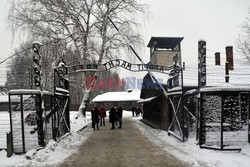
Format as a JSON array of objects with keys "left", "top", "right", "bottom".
[
  {"left": 32, "top": 41, "right": 43, "bottom": 90},
  {"left": 198, "top": 40, "right": 206, "bottom": 146},
  {"left": 32, "top": 41, "right": 45, "bottom": 146},
  {"left": 198, "top": 40, "right": 206, "bottom": 88}
]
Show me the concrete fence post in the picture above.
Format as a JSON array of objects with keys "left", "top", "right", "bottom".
[{"left": 6, "top": 132, "right": 13, "bottom": 157}]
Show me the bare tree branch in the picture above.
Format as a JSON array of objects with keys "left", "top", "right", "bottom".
[{"left": 236, "top": 7, "right": 250, "bottom": 62}]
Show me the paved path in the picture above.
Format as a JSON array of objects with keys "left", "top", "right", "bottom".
[{"left": 60, "top": 118, "right": 190, "bottom": 167}]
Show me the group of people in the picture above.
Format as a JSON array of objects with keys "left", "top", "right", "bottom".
[
  {"left": 109, "top": 106, "right": 123, "bottom": 129},
  {"left": 131, "top": 106, "right": 142, "bottom": 117},
  {"left": 91, "top": 105, "right": 123, "bottom": 130},
  {"left": 91, "top": 105, "right": 106, "bottom": 130}
]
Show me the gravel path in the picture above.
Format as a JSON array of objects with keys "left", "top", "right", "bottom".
[{"left": 60, "top": 118, "right": 191, "bottom": 167}]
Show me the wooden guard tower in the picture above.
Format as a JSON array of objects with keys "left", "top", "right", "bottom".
[{"left": 147, "top": 37, "right": 184, "bottom": 67}]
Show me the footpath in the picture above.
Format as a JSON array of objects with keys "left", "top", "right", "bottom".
[{"left": 60, "top": 118, "right": 191, "bottom": 167}]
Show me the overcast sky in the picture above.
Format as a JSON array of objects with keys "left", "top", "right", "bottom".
[
  {"left": 142, "top": 0, "right": 250, "bottom": 64},
  {"left": 0, "top": 0, "right": 250, "bottom": 84}
]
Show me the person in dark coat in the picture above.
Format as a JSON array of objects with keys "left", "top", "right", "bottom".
[
  {"left": 117, "top": 106, "right": 123, "bottom": 128},
  {"left": 109, "top": 106, "right": 116, "bottom": 129},
  {"left": 91, "top": 106, "right": 100, "bottom": 130},
  {"left": 81, "top": 105, "right": 86, "bottom": 117},
  {"left": 115, "top": 106, "right": 119, "bottom": 125},
  {"left": 131, "top": 107, "right": 136, "bottom": 117},
  {"left": 99, "top": 106, "right": 106, "bottom": 126}
]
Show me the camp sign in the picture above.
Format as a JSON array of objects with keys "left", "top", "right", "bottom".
[{"left": 66, "top": 59, "right": 171, "bottom": 74}]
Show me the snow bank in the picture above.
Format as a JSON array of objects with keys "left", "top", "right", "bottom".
[
  {"left": 70, "top": 111, "right": 92, "bottom": 132},
  {"left": 0, "top": 111, "right": 92, "bottom": 167},
  {"left": 133, "top": 118, "right": 250, "bottom": 167},
  {"left": 241, "top": 144, "right": 250, "bottom": 157}
]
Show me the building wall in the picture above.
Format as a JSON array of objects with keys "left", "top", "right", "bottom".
[
  {"left": 0, "top": 102, "right": 9, "bottom": 111},
  {"left": 161, "top": 97, "right": 169, "bottom": 130},
  {"left": 93, "top": 101, "right": 139, "bottom": 111},
  {"left": 150, "top": 50, "right": 181, "bottom": 67},
  {"left": 142, "top": 95, "right": 169, "bottom": 130},
  {"left": 142, "top": 101, "right": 161, "bottom": 127},
  {"left": 141, "top": 38, "right": 183, "bottom": 130}
]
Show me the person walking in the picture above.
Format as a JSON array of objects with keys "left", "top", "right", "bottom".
[
  {"left": 109, "top": 106, "right": 116, "bottom": 129},
  {"left": 81, "top": 106, "right": 86, "bottom": 117},
  {"left": 115, "top": 106, "right": 119, "bottom": 125},
  {"left": 131, "top": 106, "right": 136, "bottom": 117},
  {"left": 117, "top": 106, "right": 123, "bottom": 128},
  {"left": 99, "top": 106, "right": 106, "bottom": 126},
  {"left": 91, "top": 106, "right": 100, "bottom": 130}
]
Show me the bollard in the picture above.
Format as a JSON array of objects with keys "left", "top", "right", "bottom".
[{"left": 6, "top": 132, "right": 13, "bottom": 157}]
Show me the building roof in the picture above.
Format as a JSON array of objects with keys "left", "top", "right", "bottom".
[
  {"left": 137, "top": 96, "right": 158, "bottom": 103},
  {"left": 200, "top": 86, "right": 250, "bottom": 92},
  {"left": 147, "top": 37, "right": 184, "bottom": 49},
  {"left": 8, "top": 89, "right": 53, "bottom": 96},
  {"left": 92, "top": 90, "right": 141, "bottom": 102}
]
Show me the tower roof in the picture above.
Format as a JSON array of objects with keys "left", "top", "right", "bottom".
[{"left": 147, "top": 37, "right": 184, "bottom": 49}]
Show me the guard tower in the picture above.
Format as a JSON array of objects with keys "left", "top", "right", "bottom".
[{"left": 147, "top": 37, "right": 184, "bottom": 67}]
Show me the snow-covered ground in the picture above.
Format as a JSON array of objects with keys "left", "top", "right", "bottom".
[
  {"left": 133, "top": 117, "right": 250, "bottom": 167},
  {"left": 0, "top": 111, "right": 250, "bottom": 167},
  {"left": 0, "top": 111, "right": 92, "bottom": 167},
  {"left": 0, "top": 112, "right": 10, "bottom": 149}
]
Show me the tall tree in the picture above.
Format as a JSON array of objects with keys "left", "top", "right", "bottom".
[
  {"left": 8, "top": 0, "right": 146, "bottom": 63},
  {"left": 236, "top": 7, "right": 250, "bottom": 62},
  {"left": 5, "top": 42, "right": 33, "bottom": 89},
  {"left": 8, "top": 0, "right": 148, "bottom": 112},
  {"left": 5, "top": 40, "right": 66, "bottom": 91}
]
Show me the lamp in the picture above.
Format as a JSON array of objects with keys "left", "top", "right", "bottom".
[{"left": 173, "top": 54, "right": 179, "bottom": 65}]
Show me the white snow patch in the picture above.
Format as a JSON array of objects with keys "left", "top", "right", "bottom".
[
  {"left": 241, "top": 144, "right": 250, "bottom": 157},
  {"left": 92, "top": 90, "right": 141, "bottom": 102}
]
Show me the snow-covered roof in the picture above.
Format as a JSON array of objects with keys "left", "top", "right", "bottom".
[
  {"left": 92, "top": 90, "right": 141, "bottom": 102},
  {"left": 200, "top": 85, "right": 250, "bottom": 92},
  {"left": 137, "top": 96, "right": 158, "bottom": 103},
  {"left": 0, "top": 95, "right": 8, "bottom": 103},
  {"left": 9, "top": 89, "right": 53, "bottom": 95}
]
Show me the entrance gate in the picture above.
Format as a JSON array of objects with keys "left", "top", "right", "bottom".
[
  {"left": 7, "top": 21, "right": 185, "bottom": 154},
  {"left": 8, "top": 62, "right": 70, "bottom": 154},
  {"left": 9, "top": 90, "right": 53, "bottom": 153}
]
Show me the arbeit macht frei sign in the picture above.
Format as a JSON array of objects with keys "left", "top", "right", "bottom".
[{"left": 66, "top": 59, "right": 171, "bottom": 74}]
